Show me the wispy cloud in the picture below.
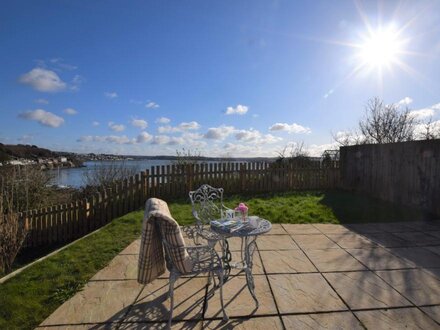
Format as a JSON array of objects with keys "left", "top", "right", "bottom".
[
  {"left": 269, "top": 122, "right": 311, "bottom": 134},
  {"left": 323, "top": 89, "right": 334, "bottom": 99},
  {"left": 92, "top": 121, "right": 100, "bottom": 126},
  {"left": 397, "top": 97, "right": 413, "bottom": 107},
  {"left": 78, "top": 135, "right": 134, "bottom": 144},
  {"left": 158, "top": 121, "right": 201, "bottom": 133},
  {"left": 63, "top": 108, "right": 78, "bottom": 115},
  {"left": 131, "top": 118, "right": 148, "bottom": 130},
  {"left": 108, "top": 121, "right": 125, "bottom": 132},
  {"left": 19, "top": 68, "right": 66, "bottom": 92},
  {"left": 34, "top": 98, "right": 49, "bottom": 105},
  {"left": 155, "top": 117, "right": 171, "bottom": 124},
  {"left": 146, "top": 101, "right": 159, "bottom": 109},
  {"left": 104, "top": 91, "right": 118, "bottom": 99},
  {"left": 225, "top": 104, "right": 248, "bottom": 115},
  {"left": 19, "top": 109, "right": 64, "bottom": 127}
]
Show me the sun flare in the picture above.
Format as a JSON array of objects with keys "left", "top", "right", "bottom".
[{"left": 358, "top": 27, "right": 404, "bottom": 69}]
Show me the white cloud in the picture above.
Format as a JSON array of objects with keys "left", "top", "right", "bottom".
[
  {"left": 150, "top": 135, "right": 185, "bottom": 145},
  {"left": 397, "top": 97, "right": 413, "bottom": 106},
  {"left": 108, "top": 122, "right": 125, "bottom": 132},
  {"left": 409, "top": 102, "right": 440, "bottom": 120},
  {"left": 77, "top": 135, "right": 134, "bottom": 144},
  {"left": 63, "top": 108, "right": 78, "bottom": 115},
  {"left": 146, "top": 101, "right": 159, "bottom": 109},
  {"left": 92, "top": 121, "right": 100, "bottom": 126},
  {"left": 178, "top": 121, "right": 200, "bottom": 130},
  {"left": 131, "top": 118, "right": 148, "bottom": 130},
  {"left": 414, "top": 120, "right": 440, "bottom": 138},
  {"left": 235, "top": 129, "right": 282, "bottom": 144},
  {"left": 34, "top": 98, "right": 49, "bottom": 104},
  {"left": 225, "top": 104, "right": 248, "bottom": 115},
  {"left": 204, "top": 125, "right": 235, "bottom": 140},
  {"left": 104, "top": 91, "right": 118, "bottom": 99},
  {"left": 269, "top": 122, "right": 311, "bottom": 134},
  {"left": 70, "top": 75, "right": 84, "bottom": 91},
  {"left": 19, "top": 68, "right": 66, "bottom": 92},
  {"left": 158, "top": 121, "right": 201, "bottom": 133},
  {"left": 18, "top": 109, "right": 64, "bottom": 128},
  {"left": 324, "top": 89, "right": 334, "bottom": 99},
  {"left": 155, "top": 117, "right": 171, "bottom": 124},
  {"left": 136, "top": 131, "right": 153, "bottom": 143}
]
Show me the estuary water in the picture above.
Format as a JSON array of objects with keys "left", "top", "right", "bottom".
[{"left": 49, "top": 159, "right": 173, "bottom": 188}]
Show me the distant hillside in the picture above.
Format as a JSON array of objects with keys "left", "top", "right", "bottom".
[{"left": 0, "top": 143, "right": 54, "bottom": 161}]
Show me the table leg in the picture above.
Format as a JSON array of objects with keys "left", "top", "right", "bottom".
[
  {"left": 220, "top": 238, "right": 232, "bottom": 281},
  {"left": 244, "top": 235, "right": 259, "bottom": 306}
]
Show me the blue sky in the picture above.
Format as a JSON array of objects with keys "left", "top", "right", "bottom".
[{"left": 1, "top": 0, "right": 440, "bottom": 157}]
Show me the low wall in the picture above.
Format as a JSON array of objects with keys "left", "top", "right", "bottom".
[{"left": 340, "top": 139, "right": 440, "bottom": 217}]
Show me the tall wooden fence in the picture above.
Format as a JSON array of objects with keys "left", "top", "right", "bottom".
[
  {"left": 18, "top": 161, "right": 339, "bottom": 248},
  {"left": 340, "top": 139, "right": 440, "bottom": 217}
]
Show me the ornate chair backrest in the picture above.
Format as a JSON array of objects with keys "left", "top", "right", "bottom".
[{"left": 189, "top": 184, "right": 225, "bottom": 229}]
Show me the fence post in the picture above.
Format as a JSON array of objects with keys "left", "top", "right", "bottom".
[{"left": 240, "top": 163, "right": 246, "bottom": 193}]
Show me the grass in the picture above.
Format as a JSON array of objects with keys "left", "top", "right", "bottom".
[
  {"left": 0, "top": 189, "right": 435, "bottom": 329},
  {"left": 169, "top": 190, "right": 434, "bottom": 225},
  {"left": 0, "top": 210, "right": 144, "bottom": 330}
]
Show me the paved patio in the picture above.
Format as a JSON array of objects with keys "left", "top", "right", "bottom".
[{"left": 38, "top": 222, "right": 440, "bottom": 329}]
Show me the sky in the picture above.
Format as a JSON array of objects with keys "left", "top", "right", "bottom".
[{"left": 1, "top": 0, "right": 440, "bottom": 157}]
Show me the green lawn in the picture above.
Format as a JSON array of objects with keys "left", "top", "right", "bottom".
[{"left": 0, "top": 190, "right": 435, "bottom": 329}]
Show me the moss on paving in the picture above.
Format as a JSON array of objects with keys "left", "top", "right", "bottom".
[{"left": 0, "top": 190, "right": 434, "bottom": 329}]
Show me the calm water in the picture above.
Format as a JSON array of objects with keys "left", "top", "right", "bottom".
[{"left": 49, "top": 159, "right": 173, "bottom": 188}]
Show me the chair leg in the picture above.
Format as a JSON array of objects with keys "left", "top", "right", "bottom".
[
  {"left": 217, "top": 269, "right": 229, "bottom": 321},
  {"left": 168, "top": 274, "right": 177, "bottom": 329}
]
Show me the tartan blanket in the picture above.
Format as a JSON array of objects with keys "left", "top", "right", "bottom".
[{"left": 138, "top": 198, "right": 192, "bottom": 284}]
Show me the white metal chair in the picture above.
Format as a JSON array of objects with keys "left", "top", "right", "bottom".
[{"left": 156, "top": 217, "right": 228, "bottom": 328}]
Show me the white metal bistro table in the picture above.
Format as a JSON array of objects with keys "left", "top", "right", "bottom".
[{"left": 210, "top": 216, "right": 272, "bottom": 306}]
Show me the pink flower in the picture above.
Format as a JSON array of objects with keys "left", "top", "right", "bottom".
[{"left": 235, "top": 202, "right": 248, "bottom": 213}]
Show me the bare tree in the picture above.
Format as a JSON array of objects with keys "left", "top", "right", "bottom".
[
  {"left": 359, "top": 97, "right": 415, "bottom": 144},
  {"left": 78, "top": 160, "right": 139, "bottom": 198},
  {"left": 0, "top": 177, "right": 28, "bottom": 275},
  {"left": 332, "top": 129, "right": 364, "bottom": 146},
  {"left": 418, "top": 117, "right": 440, "bottom": 140},
  {"left": 172, "top": 148, "right": 203, "bottom": 167}
]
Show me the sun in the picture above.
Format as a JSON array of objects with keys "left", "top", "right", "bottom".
[{"left": 358, "top": 27, "right": 404, "bottom": 69}]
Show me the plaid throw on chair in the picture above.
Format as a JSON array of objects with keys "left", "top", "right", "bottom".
[{"left": 138, "top": 198, "right": 192, "bottom": 284}]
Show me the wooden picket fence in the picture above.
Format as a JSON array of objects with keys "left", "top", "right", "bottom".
[{"left": 19, "top": 161, "right": 340, "bottom": 248}]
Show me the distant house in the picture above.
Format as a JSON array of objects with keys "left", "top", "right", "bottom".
[
  {"left": 8, "top": 160, "right": 23, "bottom": 165},
  {"left": 59, "top": 157, "right": 68, "bottom": 163}
]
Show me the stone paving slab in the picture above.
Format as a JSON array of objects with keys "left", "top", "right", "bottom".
[
  {"left": 304, "top": 249, "right": 366, "bottom": 272},
  {"left": 386, "top": 247, "right": 440, "bottom": 268},
  {"left": 281, "top": 223, "right": 321, "bottom": 235},
  {"left": 204, "top": 316, "right": 283, "bottom": 329},
  {"left": 260, "top": 249, "right": 317, "bottom": 273},
  {"left": 119, "top": 321, "right": 202, "bottom": 329},
  {"left": 204, "top": 275, "right": 277, "bottom": 318},
  {"left": 41, "top": 280, "right": 144, "bottom": 326},
  {"left": 346, "top": 247, "right": 416, "bottom": 270},
  {"left": 359, "top": 232, "right": 411, "bottom": 248},
  {"left": 256, "top": 235, "right": 298, "bottom": 250},
  {"left": 313, "top": 224, "right": 354, "bottom": 235},
  {"left": 124, "top": 277, "right": 208, "bottom": 322},
  {"left": 375, "top": 269, "right": 440, "bottom": 305},
  {"left": 291, "top": 234, "right": 340, "bottom": 250},
  {"left": 282, "top": 311, "right": 364, "bottom": 329},
  {"left": 323, "top": 271, "right": 411, "bottom": 309},
  {"left": 421, "top": 305, "right": 440, "bottom": 324},
  {"left": 355, "top": 307, "right": 440, "bottom": 330},
  {"left": 392, "top": 232, "right": 440, "bottom": 246},
  {"left": 40, "top": 221, "right": 440, "bottom": 329},
  {"left": 265, "top": 224, "right": 287, "bottom": 235},
  {"left": 268, "top": 273, "right": 347, "bottom": 314},
  {"left": 327, "top": 233, "right": 378, "bottom": 249}
]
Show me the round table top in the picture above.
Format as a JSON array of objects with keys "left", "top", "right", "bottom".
[{"left": 210, "top": 216, "right": 272, "bottom": 237}]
